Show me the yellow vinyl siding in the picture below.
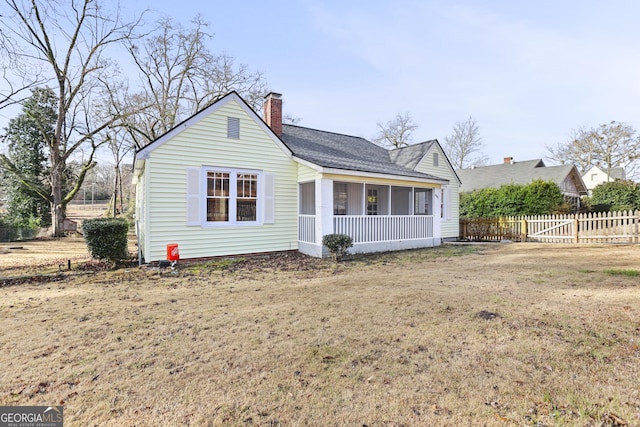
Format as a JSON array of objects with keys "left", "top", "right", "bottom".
[
  {"left": 143, "top": 100, "right": 298, "bottom": 261},
  {"left": 414, "top": 145, "right": 460, "bottom": 239},
  {"left": 297, "top": 163, "right": 318, "bottom": 183}
]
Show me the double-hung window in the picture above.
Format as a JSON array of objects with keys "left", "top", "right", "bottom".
[
  {"left": 207, "top": 172, "right": 230, "bottom": 222},
  {"left": 205, "top": 169, "right": 260, "bottom": 225},
  {"left": 236, "top": 173, "right": 257, "bottom": 221}
]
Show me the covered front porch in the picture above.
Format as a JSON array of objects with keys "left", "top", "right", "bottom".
[{"left": 297, "top": 178, "right": 442, "bottom": 257}]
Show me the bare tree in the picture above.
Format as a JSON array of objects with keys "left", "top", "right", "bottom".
[
  {"left": 442, "top": 116, "right": 487, "bottom": 169},
  {"left": 1, "top": 0, "right": 144, "bottom": 235},
  {"left": 120, "top": 16, "right": 268, "bottom": 149},
  {"left": 0, "top": 19, "right": 46, "bottom": 109},
  {"left": 546, "top": 121, "right": 640, "bottom": 179},
  {"left": 283, "top": 114, "right": 302, "bottom": 125},
  {"left": 106, "top": 129, "right": 133, "bottom": 217},
  {"left": 546, "top": 126, "right": 598, "bottom": 172},
  {"left": 373, "top": 112, "right": 417, "bottom": 148}
]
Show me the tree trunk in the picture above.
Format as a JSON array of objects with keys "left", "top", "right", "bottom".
[
  {"left": 117, "top": 166, "right": 124, "bottom": 215},
  {"left": 113, "top": 165, "right": 119, "bottom": 217},
  {"left": 50, "top": 160, "right": 65, "bottom": 237},
  {"left": 52, "top": 203, "right": 65, "bottom": 237}
]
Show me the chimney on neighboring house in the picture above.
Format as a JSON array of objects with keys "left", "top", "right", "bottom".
[
  {"left": 263, "top": 92, "right": 282, "bottom": 137},
  {"left": 504, "top": 157, "right": 514, "bottom": 164}
]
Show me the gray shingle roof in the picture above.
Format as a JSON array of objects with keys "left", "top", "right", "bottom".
[
  {"left": 457, "top": 159, "right": 587, "bottom": 194},
  {"left": 281, "top": 124, "right": 446, "bottom": 181},
  {"left": 389, "top": 140, "right": 437, "bottom": 169}
]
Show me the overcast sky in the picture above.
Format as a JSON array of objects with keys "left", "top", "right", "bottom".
[{"left": 5, "top": 1, "right": 640, "bottom": 166}]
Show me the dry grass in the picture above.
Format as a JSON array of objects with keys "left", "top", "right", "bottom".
[
  {"left": 1, "top": 243, "right": 639, "bottom": 426},
  {"left": 0, "top": 237, "right": 91, "bottom": 275}
]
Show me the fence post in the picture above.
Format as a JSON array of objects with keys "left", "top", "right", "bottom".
[
  {"left": 573, "top": 216, "right": 579, "bottom": 243},
  {"left": 520, "top": 218, "right": 527, "bottom": 242}
]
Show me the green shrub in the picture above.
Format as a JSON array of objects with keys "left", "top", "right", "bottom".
[
  {"left": 524, "top": 180, "right": 564, "bottom": 215},
  {"left": 460, "top": 180, "right": 563, "bottom": 218},
  {"left": 322, "top": 233, "right": 353, "bottom": 262},
  {"left": 83, "top": 218, "right": 129, "bottom": 265},
  {"left": 590, "top": 180, "right": 640, "bottom": 212}
]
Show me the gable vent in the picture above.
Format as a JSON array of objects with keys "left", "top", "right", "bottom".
[{"left": 227, "top": 117, "right": 240, "bottom": 139}]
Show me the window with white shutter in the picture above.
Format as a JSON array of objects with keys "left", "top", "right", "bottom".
[{"left": 187, "top": 167, "right": 272, "bottom": 226}]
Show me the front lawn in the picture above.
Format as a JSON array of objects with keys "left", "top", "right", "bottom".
[{"left": 1, "top": 243, "right": 639, "bottom": 426}]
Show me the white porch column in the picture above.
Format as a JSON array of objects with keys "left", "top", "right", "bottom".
[
  {"left": 315, "top": 177, "right": 334, "bottom": 247},
  {"left": 433, "top": 187, "right": 442, "bottom": 243}
]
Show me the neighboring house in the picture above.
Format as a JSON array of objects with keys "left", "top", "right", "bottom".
[
  {"left": 134, "top": 91, "right": 460, "bottom": 262},
  {"left": 457, "top": 157, "right": 588, "bottom": 205},
  {"left": 582, "top": 164, "right": 626, "bottom": 196}
]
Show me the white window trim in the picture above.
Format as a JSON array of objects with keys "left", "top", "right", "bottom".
[{"left": 202, "top": 167, "right": 263, "bottom": 227}]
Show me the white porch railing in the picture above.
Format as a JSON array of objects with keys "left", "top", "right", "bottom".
[
  {"left": 333, "top": 215, "right": 434, "bottom": 243},
  {"left": 298, "top": 215, "right": 435, "bottom": 245},
  {"left": 298, "top": 215, "right": 316, "bottom": 243}
]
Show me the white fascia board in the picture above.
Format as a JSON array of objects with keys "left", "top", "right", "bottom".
[{"left": 431, "top": 140, "right": 462, "bottom": 185}]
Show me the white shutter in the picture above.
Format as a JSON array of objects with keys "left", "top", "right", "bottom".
[
  {"left": 443, "top": 186, "right": 451, "bottom": 221},
  {"left": 263, "top": 173, "right": 275, "bottom": 224},
  {"left": 186, "top": 168, "right": 201, "bottom": 226}
]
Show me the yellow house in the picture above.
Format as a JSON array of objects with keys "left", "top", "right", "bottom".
[{"left": 134, "top": 91, "right": 460, "bottom": 262}]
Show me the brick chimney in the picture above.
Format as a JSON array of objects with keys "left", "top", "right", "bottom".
[
  {"left": 263, "top": 92, "right": 282, "bottom": 137},
  {"left": 504, "top": 157, "right": 514, "bottom": 164}
]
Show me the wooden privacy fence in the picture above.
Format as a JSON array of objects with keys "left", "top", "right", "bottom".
[{"left": 460, "top": 210, "right": 640, "bottom": 243}]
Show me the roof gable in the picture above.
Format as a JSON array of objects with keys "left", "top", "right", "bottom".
[
  {"left": 391, "top": 140, "right": 462, "bottom": 185},
  {"left": 389, "top": 140, "right": 436, "bottom": 169},
  {"left": 135, "top": 91, "right": 291, "bottom": 160}
]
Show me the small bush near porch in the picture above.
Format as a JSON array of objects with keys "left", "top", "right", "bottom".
[
  {"left": 322, "top": 233, "right": 353, "bottom": 261},
  {"left": 0, "top": 243, "right": 639, "bottom": 425}
]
